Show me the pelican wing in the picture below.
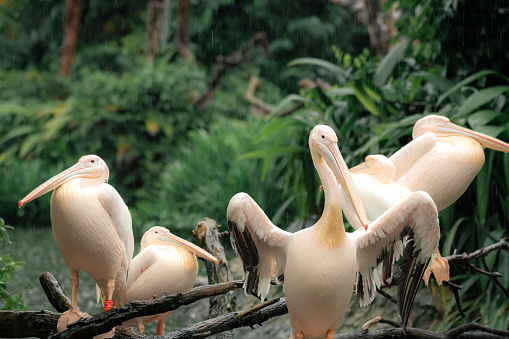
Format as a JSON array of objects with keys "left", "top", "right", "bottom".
[
  {"left": 98, "top": 183, "right": 134, "bottom": 267},
  {"left": 348, "top": 191, "right": 439, "bottom": 327},
  {"left": 126, "top": 245, "right": 158, "bottom": 291},
  {"left": 227, "top": 193, "right": 294, "bottom": 301},
  {"left": 389, "top": 132, "right": 437, "bottom": 181}
]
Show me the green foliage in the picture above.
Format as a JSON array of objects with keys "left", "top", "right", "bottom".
[
  {"left": 132, "top": 117, "right": 304, "bottom": 239},
  {"left": 388, "top": 0, "right": 509, "bottom": 78},
  {"left": 0, "top": 0, "right": 147, "bottom": 71},
  {"left": 0, "top": 59, "right": 209, "bottom": 226},
  {"left": 0, "top": 219, "right": 25, "bottom": 311}
]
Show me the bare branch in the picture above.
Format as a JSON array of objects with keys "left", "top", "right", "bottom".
[{"left": 444, "top": 239, "right": 509, "bottom": 264}]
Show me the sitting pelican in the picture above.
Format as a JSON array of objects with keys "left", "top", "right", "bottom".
[
  {"left": 19, "top": 155, "right": 133, "bottom": 332},
  {"left": 124, "top": 226, "right": 219, "bottom": 335},
  {"left": 351, "top": 114, "right": 509, "bottom": 284},
  {"left": 389, "top": 114, "right": 509, "bottom": 211},
  {"left": 227, "top": 125, "right": 440, "bottom": 338}
]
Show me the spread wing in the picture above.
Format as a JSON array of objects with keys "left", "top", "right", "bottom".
[
  {"left": 348, "top": 191, "right": 440, "bottom": 328},
  {"left": 227, "top": 192, "right": 294, "bottom": 301},
  {"left": 98, "top": 183, "right": 134, "bottom": 268}
]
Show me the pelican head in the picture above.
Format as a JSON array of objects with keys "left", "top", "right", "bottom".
[
  {"left": 414, "top": 115, "right": 509, "bottom": 152},
  {"left": 19, "top": 154, "right": 109, "bottom": 208},
  {"left": 350, "top": 154, "right": 396, "bottom": 184},
  {"left": 147, "top": 226, "right": 220, "bottom": 264},
  {"left": 309, "top": 125, "right": 369, "bottom": 229}
]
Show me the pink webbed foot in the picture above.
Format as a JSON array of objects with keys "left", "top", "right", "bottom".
[
  {"left": 57, "top": 307, "right": 91, "bottom": 332},
  {"left": 423, "top": 250, "right": 450, "bottom": 286}
]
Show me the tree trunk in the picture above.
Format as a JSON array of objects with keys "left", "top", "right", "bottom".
[
  {"left": 146, "top": 1, "right": 165, "bottom": 61},
  {"left": 176, "top": 0, "right": 191, "bottom": 58},
  {"left": 59, "top": 0, "right": 81, "bottom": 76},
  {"left": 193, "top": 218, "right": 236, "bottom": 339}
]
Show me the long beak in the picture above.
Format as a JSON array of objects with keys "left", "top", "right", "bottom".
[
  {"left": 156, "top": 233, "right": 220, "bottom": 264},
  {"left": 349, "top": 162, "right": 370, "bottom": 174},
  {"left": 319, "top": 143, "right": 369, "bottom": 230},
  {"left": 436, "top": 122, "right": 509, "bottom": 152},
  {"left": 18, "top": 162, "right": 93, "bottom": 208}
]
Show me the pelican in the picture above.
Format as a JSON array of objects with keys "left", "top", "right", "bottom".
[
  {"left": 19, "top": 155, "right": 133, "bottom": 331},
  {"left": 351, "top": 114, "right": 509, "bottom": 284},
  {"left": 347, "top": 154, "right": 446, "bottom": 285},
  {"left": 124, "top": 226, "right": 219, "bottom": 335},
  {"left": 227, "top": 125, "right": 440, "bottom": 338},
  {"left": 389, "top": 114, "right": 509, "bottom": 211}
]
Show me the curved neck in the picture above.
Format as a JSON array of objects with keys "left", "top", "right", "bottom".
[{"left": 311, "top": 152, "right": 346, "bottom": 248}]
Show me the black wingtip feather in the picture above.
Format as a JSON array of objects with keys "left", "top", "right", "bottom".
[
  {"left": 396, "top": 233, "right": 429, "bottom": 332},
  {"left": 228, "top": 218, "right": 261, "bottom": 296}
]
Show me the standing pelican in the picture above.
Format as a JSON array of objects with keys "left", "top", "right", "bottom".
[
  {"left": 19, "top": 155, "right": 133, "bottom": 331},
  {"left": 351, "top": 114, "right": 509, "bottom": 284},
  {"left": 227, "top": 125, "right": 440, "bottom": 338},
  {"left": 124, "top": 226, "right": 219, "bottom": 335}
]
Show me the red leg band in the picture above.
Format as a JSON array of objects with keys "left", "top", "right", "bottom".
[{"left": 104, "top": 299, "right": 114, "bottom": 311}]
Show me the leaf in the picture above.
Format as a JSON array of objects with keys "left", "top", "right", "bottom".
[
  {"left": 373, "top": 39, "right": 410, "bottom": 88},
  {"left": 476, "top": 150, "right": 495, "bottom": 227},
  {"left": 287, "top": 58, "right": 347, "bottom": 81},
  {"left": 456, "top": 86, "right": 509, "bottom": 118},
  {"left": 19, "top": 133, "right": 44, "bottom": 158},
  {"left": 437, "top": 70, "right": 496, "bottom": 106},
  {"left": 327, "top": 87, "right": 355, "bottom": 96},
  {"left": 271, "top": 193, "right": 302, "bottom": 225},
  {"left": 348, "top": 83, "right": 380, "bottom": 116},
  {"left": 473, "top": 125, "right": 506, "bottom": 139},
  {"left": 409, "top": 75, "right": 423, "bottom": 102},
  {"left": 467, "top": 110, "right": 502, "bottom": 129},
  {"left": 254, "top": 118, "right": 302, "bottom": 142},
  {"left": 0, "top": 145, "right": 19, "bottom": 165},
  {"left": 0, "top": 126, "right": 34, "bottom": 146},
  {"left": 375, "top": 114, "right": 423, "bottom": 131},
  {"left": 414, "top": 72, "right": 454, "bottom": 93},
  {"left": 240, "top": 146, "right": 306, "bottom": 159},
  {"left": 269, "top": 94, "right": 312, "bottom": 117},
  {"left": 442, "top": 217, "right": 467, "bottom": 256}
]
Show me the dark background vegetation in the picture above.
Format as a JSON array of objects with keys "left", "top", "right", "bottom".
[{"left": 1, "top": 0, "right": 508, "bottom": 332}]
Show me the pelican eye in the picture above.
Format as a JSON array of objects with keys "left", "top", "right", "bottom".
[{"left": 321, "top": 135, "right": 325, "bottom": 139}]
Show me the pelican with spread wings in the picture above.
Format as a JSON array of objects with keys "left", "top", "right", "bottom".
[{"left": 227, "top": 125, "right": 440, "bottom": 338}]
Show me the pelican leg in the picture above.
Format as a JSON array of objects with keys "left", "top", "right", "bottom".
[
  {"left": 57, "top": 271, "right": 91, "bottom": 332},
  {"left": 157, "top": 320, "right": 165, "bottom": 335},
  {"left": 104, "top": 278, "right": 116, "bottom": 311},
  {"left": 289, "top": 330, "right": 305, "bottom": 339},
  {"left": 136, "top": 321, "right": 145, "bottom": 333},
  {"left": 70, "top": 271, "right": 79, "bottom": 309},
  {"left": 326, "top": 330, "right": 335, "bottom": 339}
]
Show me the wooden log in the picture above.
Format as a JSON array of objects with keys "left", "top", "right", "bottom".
[{"left": 0, "top": 310, "right": 59, "bottom": 338}]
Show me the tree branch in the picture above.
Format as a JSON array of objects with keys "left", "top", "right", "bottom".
[
  {"left": 195, "top": 32, "right": 269, "bottom": 109},
  {"left": 39, "top": 272, "right": 71, "bottom": 313},
  {"left": 47, "top": 281, "right": 244, "bottom": 339},
  {"left": 163, "top": 297, "right": 287, "bottom": 339},
  {"left": 444, "top": 239, "right": 509, "bottom": 264}
]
